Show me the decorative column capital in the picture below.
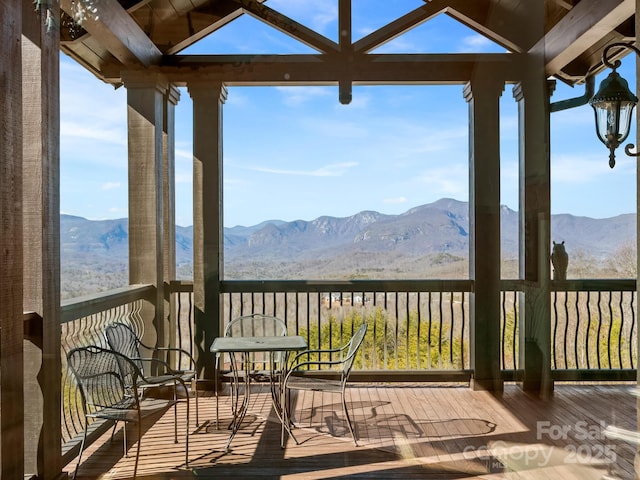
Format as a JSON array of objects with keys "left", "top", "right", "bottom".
[
  {"left": 512, "top": 79, "right": 556, "bottom": 102},
  {"left": 187, "top": 82, "right": 228, "bottom": 104},
  {"left": 166, "top": 84, "right": 181, "bottom": 106},
  {"left": 463, "top": 76, "right": 505, "bottom": 103},
  {"left": 121, "top": 71, "right": 169, "bottom": 93}
]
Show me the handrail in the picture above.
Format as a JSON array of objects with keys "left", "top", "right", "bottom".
[
  {"left": 221, "top": 279, "right": 474, "bottom": 293},
  {"left": 61, "top": 284, "right": 155, "bottom": 323}
]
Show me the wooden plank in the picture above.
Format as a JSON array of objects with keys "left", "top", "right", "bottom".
[
  {"left": 353, "top": 3, "right": 443, "bottom": 54},
  {"left": 22, "top": 0, "right": 64, "bottom": 476},
  {"left": 0, "top": 1, "right": 24, "bottom": 477},
  {"left": 160, "top": 0, "right": 268, "bottom": 55},
  {"left": 532, "top": 0, "right": 635, "bottom": 75},
  {"left": 160, "top": 53, "right": 518, "bottom": 86},
  {"left": 231, "top": 0, "right": 339, "bottom": 54},
  {"left": 60, "top": 0, "right": 162, "bottom": 66},
  {"left": 63, "top": 385, "right": 637, "bottom": 478}
]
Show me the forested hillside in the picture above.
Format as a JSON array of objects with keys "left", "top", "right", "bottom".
[{"left": 61, "top": 199, "right": 636, "bottom": 299}]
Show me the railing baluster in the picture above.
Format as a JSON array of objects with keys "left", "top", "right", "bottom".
[
  {"left": 449, "top": 292, "right": 454, "bottom": 366},
  {"left": 573, "top": 291, "right": 579, "bottom": 369},
  {"left": 427, "top": 292, "right": 432, "bottom": 369},
  {"left": 586, "top": 291, "right": 591, "bottom": 369},
  {"left": 618, "top": 291, "right": 624, "bottom": 369},
  {"left": 597, "top": 291, "right": 603, "bottom": 369},
  {"left": 607, "top": 291, "right": 614, "bottom": 368},
  {"left": 513, "top": 291, "right": 520, "bottom": 370},
  {"left": 631, "top": 292, "right": 636, "bottom": 369},
  {"left": 563, "top": 291, "right": 569, "bottom": 369},
  {"left": 552, "top": 291, "right": 558, "bottom": 370},
  {"left": 406, "top": 292, "right": 411, "bottom": 369},
  {"left": 501, "top": 291, "right": 506, "bottom": 370},
  {"left": 438, "top": 292, "right": 443, "bottom": 369},
  {"left": 462, "top": 291, "right": 467, "bottom": 369}
]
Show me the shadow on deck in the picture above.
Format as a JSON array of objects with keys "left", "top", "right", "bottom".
[{"left": 64, "top": 383, "right": 638, "bottom": 479}]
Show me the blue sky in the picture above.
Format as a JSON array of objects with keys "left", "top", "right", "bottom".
[{"left": 60, "top": 1, "right": 637, "bottom": 228}]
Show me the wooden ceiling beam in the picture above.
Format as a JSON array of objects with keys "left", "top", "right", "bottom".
[
  {"left": 60, "top": 0, "right": 161, "bottom": 67},
  {"left": 533, "top": 0, "right": 635, "bottom": 76},
  {"left": 157, "top": 53, "right": 518, "bottom": 86}
]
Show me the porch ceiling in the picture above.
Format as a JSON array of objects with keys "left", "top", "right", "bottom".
[{"left": 59, "top": 0, "right": 636, "bottom": 87}]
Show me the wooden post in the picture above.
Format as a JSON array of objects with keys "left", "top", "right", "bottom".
[
  {"left": 0, "top": 1, "right": 25, "bottom": 477},
  {"left": 163, "top": 86, "right": 179, "bottom": 352},
  {"left": 124, "top": 74, "right": 167, "bottom": 349},
  {"left": 22, "top": 0, "right": 64, "bottom": 477},
  {"left": 514, "top": 77, "right": 553, "bottom": 396},
  {"left": 635, "top": 0, "right": 639, "bottom": 424},
  {"left": 188, "top": 83, "right": 227, "bottom": 381},
  {"left": 464, "top": 71, "right": 504, "bottom": 392},
  {"left": 516, "top": 0, "right": 553, "bottom": 396}
]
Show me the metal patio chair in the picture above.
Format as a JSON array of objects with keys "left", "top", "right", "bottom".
[
  {"left": 67, "top": 345, "right": 189, "bottom": 479},
  {"left": 105, "top": 321, "right": 199, "bottom": 427},
  {"left": 283, "top": 323, "right": 368, "bottom": 446}
]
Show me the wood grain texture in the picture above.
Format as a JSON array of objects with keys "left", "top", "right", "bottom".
[{"left": 1, "top": 1, "right": 24, "bottom": 477}]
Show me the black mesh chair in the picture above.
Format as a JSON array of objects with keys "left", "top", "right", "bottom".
[
  {"left": 283, "top": 323, "right": 368, "bottom": 446},
  {"left": 105, "top": 321, "right": 199, "bottom": 427},
  {"left": 67, "top": 345, "right": 189, "bottom": 479}
]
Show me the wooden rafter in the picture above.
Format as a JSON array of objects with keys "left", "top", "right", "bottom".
[
  {"left": 442, "top": 0, "right": 535, "bottom": 53},
  {"left": 532, "top": 0, "right": 635, "bottom": 75},
  {"left": 230, "top": 0, "right": 339, "bottom": 54},
  {"left": 353, "top": 3, "right": 443, "bottom": 54},
  {"left": 163, "top": 0, "right": 267, "bottom": 55},
  {"left": 60, "top": 0, "right": 161, "bottom": 67}
]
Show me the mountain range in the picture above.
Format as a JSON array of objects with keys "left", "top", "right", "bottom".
[
  {"left": 62, "top": 198, "right": 635, "bottom": 260},
  {"left": 60, "top": 198, "right": 636, "bottom": 295}
]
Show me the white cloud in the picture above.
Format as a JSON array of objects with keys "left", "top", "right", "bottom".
[
  {"left": 373, "top": 36, "right": 421, "bottom": 54},
  {"left": 175, "top": 172, "right": 192, "bottom": 184},
  {"left": 268, "top": 0, "right": 338, "bottom": 33},
  {"left": 175, "top": 148, "right": 192, "bottom": 161},
  {"left": 299, "top": 117, "right": 370, "bottom": 138},
  {"left": 551, "top": 154, "right": 613, "bottom": 183},
  {"left": 61, "top": 121, "right": 126, "bottom": 145},
  {"left": 384, "top": 196, "right": 408, "bottom": 204},
  {"left": 108, "top": 207, "right": 126, "bottom": 215},
  {"left": 458, "top": 34, "right": 496, "bottom": 53},
  {"left": 276, "top": 86, "right": 333, "bottom": 106},
  {"left": 250, "top": 161, "right": 358, "bottom": 177},
  {"left": 101, "top": 182, "right": 121, "bottom": 190},
  {"left": 415, "top": 164, "right": 468, "bottom": 196}
]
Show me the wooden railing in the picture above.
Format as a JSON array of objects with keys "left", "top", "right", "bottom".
[
  {"left": 173, "top": 280, "right": 482, "bottom": 380},
  {"left": 169, "top": 279, "right": 637, "bottom": 381},
  {"left": 57, "top": 278, "right": 637, "bottom": 464},
  {"left": 550, "top": 279, "right": 637, "bottom": 381}
]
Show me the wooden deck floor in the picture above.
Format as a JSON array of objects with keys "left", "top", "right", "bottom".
[{"left": 64, "top": 383, "right": 639, "bottom": 479}]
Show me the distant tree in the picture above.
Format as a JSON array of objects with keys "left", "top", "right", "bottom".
[{"left": 606, "top": 242, "right": 637, "bottom": 278}]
